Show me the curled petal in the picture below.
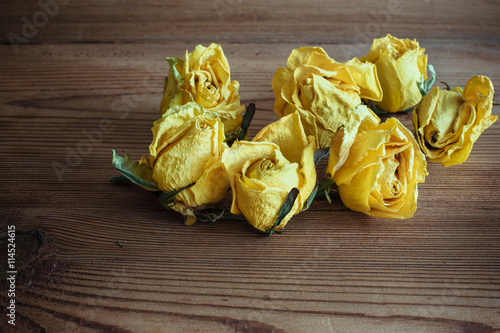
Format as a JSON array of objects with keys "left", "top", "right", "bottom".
[
  {"left": 413, "top": 76, "right": 497, "bottom": 166},
  {"left": 329, "top": 117, "right": 427, "bottom": 219},
  {"left": 160, "top": 43, "right": 245, "bottom": 134},
  {"left": 363, "top": 34, "right": 427, "bottom": 113},
  {"left": 272, "top": 46, "right": 383, "bottom": 148},
  {"left": 221, "top": 112, "right": 317, "bottom": 232}
]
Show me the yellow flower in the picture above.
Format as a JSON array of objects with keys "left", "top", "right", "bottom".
[
  {"left": 221, "top": 111, "right": 317, "bottom": 231},
  {"left": 413, "top": 76, "right": 497, "bottom": 166},
  {"left": 362, "top": 34, "right": 427, "bottom": 113},
  {"left": 327, "top": 117, "right": 427, "bottom": 219},
  {"left": 273, "top": 46, "right": 382, "bottom": 148},
  {"left": 141, "top": 103, "right": 229, "bottom": 225},
  {"left": 160, "top": 43, "right": 245, "bottom": 134}
]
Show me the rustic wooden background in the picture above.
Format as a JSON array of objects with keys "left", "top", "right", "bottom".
[{"left": 1, "top": 0, "right": 499, "bottom": 332}]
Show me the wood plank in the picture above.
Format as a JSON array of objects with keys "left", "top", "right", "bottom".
[
  {"left": 1, "top": 0, "right": 500, "bottom": 331},
  {"left": 1, "top": 0, "right": 500, "bottom": 45}
]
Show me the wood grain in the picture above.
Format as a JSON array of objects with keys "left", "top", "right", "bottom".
[{"left": 1, "top": 0, "right": 500, "bottom": 332}]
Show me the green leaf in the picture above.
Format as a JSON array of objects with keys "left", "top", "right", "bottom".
[
  {"left": 425, "top": 64, "right": 436, "bottom": 92},
  {"left": 417, "top": 64, "right": 436, "bottom": 97},
  {"left": 300, "top": 185, "right": 318, "bottom": 213},
  {"left": 110, "top": 175, "right": 133, "bottom": 185},
  {"left": 238, "top": 103, "right": 256, "bottom": 141},
  {"left": 266, "top": 187, "right": 300, "bottom": 236},
  {"left": 315, "top": 176, "right": 336, "bottom": 203},
  {"left": 111, "top": 150, "right": 159, "bottom": 191},
  {"left": 314, "top": 147, "right": 330, "bottom": 167},
  {"left": 158, "top": 182, "right": 196, "bottom": 210},
  {"left": 418, "top": 83, "right": 428, "bottom": 97},
  {"left": 225, "top": 103, "right": 257, "bottom": 146}
]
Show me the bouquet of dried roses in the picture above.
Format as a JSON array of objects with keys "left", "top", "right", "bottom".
[{"left": 112, "top": 37, "right": 497, "bottom": 235}]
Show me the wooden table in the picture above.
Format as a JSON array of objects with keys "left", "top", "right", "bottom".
[{"left": 1, "top": 1, "right": 499, "bottom": 332}]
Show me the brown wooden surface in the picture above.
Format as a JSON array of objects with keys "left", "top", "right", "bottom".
[{"left": 1, "top": 0, "right": 500, "bottom": 332}]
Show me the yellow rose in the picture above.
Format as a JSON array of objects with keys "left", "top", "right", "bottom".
[
  {"left": 221, "top": 111, "right": 317, "bottom": 232},
  {"left": 327, "top": 117, "right": 427, "bottom": 219},
  {"left": 141, "top": 103, "right": 229, "bottom": 225},
  {"left": 160, "top": 43, "right": 245, "bottom": 134},
  {"left": 413, "top": 76, "right": 497, "bottom": 166},
  {"left": 362, "top": 34, "right": 428, "bottom": 113},
  {"left": 273, "top": 46, "right": 382, "bottom": 148}
]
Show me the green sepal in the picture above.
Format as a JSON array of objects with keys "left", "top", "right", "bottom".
[
  {"left": 266, "top": 187, "right": 300, "bottom": 236},
  {"left": 417, "top": 64, "right": 436, "bottom": 97},
  {"left": 110, "top": 175, "right": 133, "bottom": 185},
  {"left": 314, "top": 147, "right": 330, "bottom": 166},
  {"left": 238, "top": 103, "right": 256, "bottom": 141},
  {"left": 369, "top": 100, "right": 389, "bottom": 115},
  {"left": 369, "top": 64, "right": 436, "bottom": 114},
  {"left": 158, "top": 182, "right": 196, "bottom": 210},
  {"left": 225, "top": 103, "right": 256, "bottom": 146},
  {"left": 368, "top": 100, "right": 414, "bottom": 115},
  {"left": 315, "top": 176, "right": 336, "bottom": 203},
  {"left": 111, "top": 150, "right": 159, "bottom": 191},
  {"left": 300, "top": 185, "right": 318, "bottom": 213},
  {"left": 224, "top": 129, "right": 241, "bottom": 144},
  {"left": 299, "top": 148, "right": 331, "bottom": 213}
]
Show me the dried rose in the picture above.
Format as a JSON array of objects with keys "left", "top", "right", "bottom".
[
  {"left": 221, "top": 112, "right": 316, "bottom": 232},
  {"left": 273, "top": 46, "right": 382, "bottom": 148},
  {"left": 160, "top": 43, "right": 245, "bottom": 134},
  {"left": 362, "top": 34, "right": 428, "bottom": 113},
  {"left": 413, "top": 75, "right": 497, "bottom": 166},
  {"left": 327, "top": 117, "right": 427, "bottom": 219}
]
